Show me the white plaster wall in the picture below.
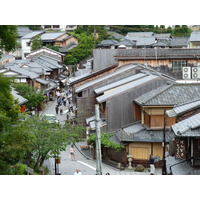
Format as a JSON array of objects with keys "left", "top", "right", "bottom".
[{"left": 21, "top": 38, "right": 31, "bottom": 59}]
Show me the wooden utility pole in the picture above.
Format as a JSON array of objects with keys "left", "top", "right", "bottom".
[{"left": 95, "top": 104, "right": 102, "bottom": 175}]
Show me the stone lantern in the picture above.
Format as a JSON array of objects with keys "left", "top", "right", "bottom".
[{"left": 127, "top": 154, "right": 133, "bottom": 170}]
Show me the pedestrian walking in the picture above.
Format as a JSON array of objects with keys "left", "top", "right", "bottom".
[
  {"left": 149, "top": 154, "right": 155, "bottom": 175},
  {"left": 55, "top": 105, "right": 59, "bottom": 115},
  {"left": 70, "top": 145, "right": 76, "bottom": 161},
  {"left": 60, "top": 107, "right": 63, "bottom": 115},
  {"left": 74, "top": 169, "right": 82, "bottom": 175},
  {"left": 63, "top": 97, "right": 66, "bottom": 106},
  {"left": 57, "top": 96, "right": 62, "bottom": 106}
]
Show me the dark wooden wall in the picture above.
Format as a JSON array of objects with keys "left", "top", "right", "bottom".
[{"left": 105, "top": 78, "right": 172, "bottom": 132}]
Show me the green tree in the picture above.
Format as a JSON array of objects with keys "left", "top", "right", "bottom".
[
  {"left": 0, "top": 25, "right": 18, "bottom": 52},
  {"left": 20, "top": 116, "right": 84, "bottom": 171},
  {"left": 46, "top": 44, "right": 60, "bottom": 52},
  {"left": 88, "top": 132, "right": 124, "bottom": 151},
  {"left": 0, "top": 74, "right": 20, "bottom": 131},
  {"left": 13, "top": 83, "right": 46, "bottom": 111},
  {"left": 64, "top": 33, "right": 94, "bottom": 65},
  {"left": 172, "top": 25, "right": 191, "bottom": 37},
  {"left": 31, "top": 35, "right": 43, "bottom": 51}
]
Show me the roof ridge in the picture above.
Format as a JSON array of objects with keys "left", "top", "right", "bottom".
[
  {"left": 137, "top": 83, "right": 174, "bottom": 105},
  {"left": 174, "top": 98, "right": 200, "bottom": 108}
]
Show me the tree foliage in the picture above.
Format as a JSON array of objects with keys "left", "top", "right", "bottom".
[
  {"left": 109, "top": 25, "right": 191, "bottom": 36},
  {"left": 31, "top": 35, "right": 43, "bottom": 51},
  {"left": 46, "top": 44, "right": 60, "bottom": 52},
  {"left": 0, "top": 25, "right": 18, "bottom": 52},
  {"left": 171, "top": 25, "right": 192, "bottom": 37},
  {"left": 19, "top": 116, "right": 85, "bottom": 171},
  {"left": 13, "top": 83, "right": 46, "bottom": 111},
  {"left": 88, "top": 132, "right": 124, "bottom": 151},
  {"left": 0, "top": 74, "right": 20, "bottom": 131},
  {"left": 64, "top": 26, "right": 110, "bottom": 65}
]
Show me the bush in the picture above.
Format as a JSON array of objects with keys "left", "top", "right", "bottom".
[
  {"left": 134, "top": 164, "right": 145, "bottom": 172},
  {"left": 15, "top": 163, "right": 27, "bottom": 175}
]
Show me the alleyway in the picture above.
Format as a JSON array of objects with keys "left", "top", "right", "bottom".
[{"left": 41, "top": 97, "right": 162, "bottom": 175}]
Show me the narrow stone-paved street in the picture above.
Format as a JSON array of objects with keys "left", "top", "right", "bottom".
[{"left": 41, "top": 97, "right": 162, "bottom": 175}]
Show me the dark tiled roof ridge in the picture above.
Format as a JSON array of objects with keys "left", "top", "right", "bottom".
[
  {"left": 174, "top": 97, "right": 200, "bottom": 108},
  {"left": 135, "top": 83, "right": 174, "bottom": 105}
]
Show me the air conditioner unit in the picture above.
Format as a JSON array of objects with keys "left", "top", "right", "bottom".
[
  {"left": 192, "top": 67, "right": 200, "bottom": 79},
  {"left": 182, "top": 67, "right": 191, "bottom": 79}
]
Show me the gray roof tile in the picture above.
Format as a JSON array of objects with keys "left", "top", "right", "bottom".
[
  {"left": 167, "top": 99, "right": 200, "bottom": 117},
  {"left": 172, "top": 113, "right": 200, "bottom": 136},
  {"left": 116, "top": 122, "right": 174, "bottom": 142},
  {"left": 135, "top": 83, "right": 200, "bottom": 106}
]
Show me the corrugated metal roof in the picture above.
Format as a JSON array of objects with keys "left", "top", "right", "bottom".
[
  {"left": 94, "top": 73, "right": 147, "bottom": 94},
  {"left": 172, "top": 113, "right": 200, "bottom": 136},
  {"left": 96, "top": 74, "right": 158, "bottom": 103},
  {"left": 166, "top": 99, "right": 200, "bottom": 117},
  {"left": 75, "top": 64, "right": 138, "bottom": 93}
]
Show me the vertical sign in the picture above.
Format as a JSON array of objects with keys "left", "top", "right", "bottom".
[{"left": 174, "top": 138, "right": 186, "bottom": 159}]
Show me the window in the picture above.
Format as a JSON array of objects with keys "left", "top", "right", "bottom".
[
  {"left": 53, "top": 25, "right": 60, "bottom": 28},
  {"left": 172, "top": 61, "right": 187, "bottom": 71},
  {"left": 26, "top": 42, "right": 31, "bottom": 47},
  {"left": 44, "top": 25, "right": 51, "bottom": 28}
]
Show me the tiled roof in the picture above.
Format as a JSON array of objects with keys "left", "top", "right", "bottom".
[
  {"left": 189, "top": 31, "right": 200, "bottom": 42},
  {"left": 98, "top": 40, "right": 118, "bottom": 46},
  {"left": 126, "top": 32, "right": 154, "bottom": 37},
  {"left": 154, "top": 33, "right": 171, "bottom": 39},
  {"left": 170, "top": 37, "right": 189, "bottom": 47},
  {"left": 108, "top": 31, "right": 124, "bottom": 40},
  {"left": 17, "top": 26, "right": 32, "bottom": 37},
  {"left": 135, "top": 83, "right": 200, "bottom": 106},
  {"left": 41, "top": 32, "right": 66, "bottom": 41},
  {"left": 22, "top": 31, "right": 44, "bottom": 39},
  {"left": 116, "top": 39, "right": 136, "bottom": 46},
  {"left": 136, "top": 37, "right": 156, "bottom": 46},
  {"left": 115, "top": 122, "right": 174, "bottom": 142},
  {"left": 36, "top": 78, "right": 49, "bottom": 85},
  {"left": 11, "top": 88, "right": 28, "bottom": 105},
  {"left": 5, "top": 65, "right": 39, "bottom": 79},
  {"left": 171, "top": 113, "right": 200, "bottom": 136},
  {"left": 152, "top": 39, "right": 170, "bottom": 47},
  {"left": 166, "top": 99, "right": 200, "bottom": 117}
]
